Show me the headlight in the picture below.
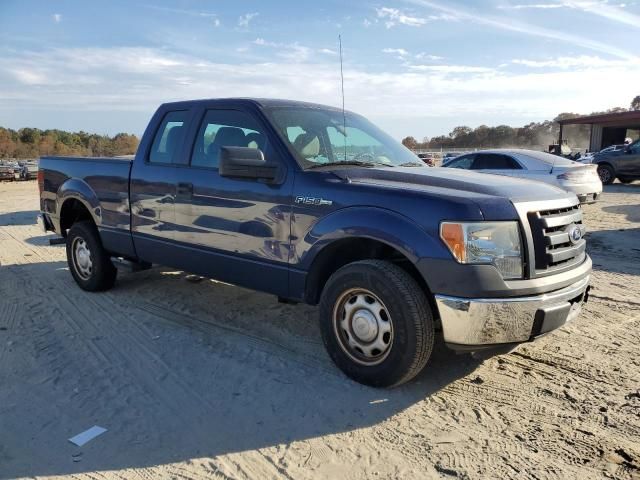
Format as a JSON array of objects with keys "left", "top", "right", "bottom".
[{"left": 440, "top": 221, "right": 523, "bottom": 279}]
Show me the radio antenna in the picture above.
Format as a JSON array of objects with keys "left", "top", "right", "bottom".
[{"left": 339, "top": 34, "right": 347, "bottom": 160}]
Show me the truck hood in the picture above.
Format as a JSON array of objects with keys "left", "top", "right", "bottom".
[
  {"left": 335, "top": 166, "right": 570, "bottom": 201},
  {"left": 332, "top": 166, "right": 574, "bottom": 220}
]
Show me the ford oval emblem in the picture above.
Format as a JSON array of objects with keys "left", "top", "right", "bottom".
[{"left": 568, "top": 225, "right": 582, "bottom": 244}]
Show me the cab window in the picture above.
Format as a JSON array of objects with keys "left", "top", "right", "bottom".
[
  {"left": 149, "top": 111, "right": 189, "bottom": 164},
  {"left": 190, "top": 110, "right": 266, "bottom": 169}
]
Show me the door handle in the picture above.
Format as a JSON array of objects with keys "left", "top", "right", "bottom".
[{"left": 176, "top": 182, "right": 193, "bottom": 198}]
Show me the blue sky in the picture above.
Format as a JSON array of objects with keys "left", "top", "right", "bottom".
[{"left": 0, "top": 0, "right": 639, "bottom": 140}]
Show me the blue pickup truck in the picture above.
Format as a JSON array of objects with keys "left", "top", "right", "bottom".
[{"left": 38, "top": 98, "right": 591, "bottom": 387}]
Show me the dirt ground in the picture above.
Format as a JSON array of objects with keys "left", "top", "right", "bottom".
[{"left": 0, "top": 179, "right": 639, "bottom": 480}]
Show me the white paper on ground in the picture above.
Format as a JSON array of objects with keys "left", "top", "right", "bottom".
[{"left": 68, "top": 426, "right": 107, "bottom": 447}]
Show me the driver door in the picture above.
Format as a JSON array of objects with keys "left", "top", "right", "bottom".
[{"left": 170, "top": 107, "right": 295, "bottom": 296}]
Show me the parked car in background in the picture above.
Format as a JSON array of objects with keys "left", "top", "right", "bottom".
[
  {"left": 442, "top": 149, "right": 602, "bottom": 204},
  {"left": 443, "top": 152, "right": 459, "bottom": 161},
  {"left": 579, "top": 144, "right": 627, "bottom": 164},
  {"left": 592, "top": 139, "right": 640, "bottom": 184},
  {"left": 417, "top": 153, "right": 435, "bottom": 166},
  {"left": 18, "top": 162, "right": 38, "bottom": 180},
  {"left": 600, "top": 144, "right": 626, "bottom": 155},
  {"left": 0, "top": 163, "right": 16, "bottom": 181}
]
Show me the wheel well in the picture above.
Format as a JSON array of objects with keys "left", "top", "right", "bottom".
[
  {"left": 597, "top": 162, "right": 614, "bottom": 171},
  {"left": 59, "top": 199, "right": 93, "bottom": 235},
  {"left": 304, "top": 238, "right": 434, "bottom": 309}
]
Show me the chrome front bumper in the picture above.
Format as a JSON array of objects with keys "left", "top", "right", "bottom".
[{"left": 435, "top": 275, "right": 590, "bottom": 348}]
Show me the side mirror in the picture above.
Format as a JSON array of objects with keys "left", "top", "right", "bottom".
[{"left": 219, "top": 147, "right": 279, "bottom": 182}]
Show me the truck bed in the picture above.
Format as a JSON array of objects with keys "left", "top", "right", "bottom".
[{"left": 39, "top": 155, "right": 133, "bottom": 241}]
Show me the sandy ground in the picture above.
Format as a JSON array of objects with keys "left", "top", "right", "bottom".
[{"left": 0, "top": 179, "right": 639, "bottom": 480}]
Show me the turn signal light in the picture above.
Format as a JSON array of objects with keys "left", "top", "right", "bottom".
[{"left": 440, "top": 222, "right": 465, "bottom": 262}]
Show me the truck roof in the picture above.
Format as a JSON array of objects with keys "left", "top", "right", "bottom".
[{"left": 158, "top": 97, "right": 345, "bottom": 112}]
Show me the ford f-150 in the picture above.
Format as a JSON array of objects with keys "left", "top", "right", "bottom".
[{"left": 38, "top": 98, "right": 591, "bottom": 387}]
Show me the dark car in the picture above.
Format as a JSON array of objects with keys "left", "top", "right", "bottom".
[
  {"left": 593, "top": 139, "right": 640, "bottom": 184},
  {"left": 417, "top": 153, "right": 435, "bottom": 166},
  {"left": 0, "top": 164, "right": 16, "bottom": 181},
  {"left": 18, "top": 162, "right": 38, "bottom": 180}
]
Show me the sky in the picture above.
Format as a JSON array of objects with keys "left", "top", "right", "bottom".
[{"left": 0, "top": 0, "right": 639, "bottom": 140}]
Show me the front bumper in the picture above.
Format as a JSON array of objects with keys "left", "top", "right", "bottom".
[{"left": 435, "top": 274, "right": 590, "bottom": 349}]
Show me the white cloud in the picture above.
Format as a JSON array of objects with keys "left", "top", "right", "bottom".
[
  {"left": 251, "top": 38, "right": 334, "bottom": 62},
  {"left": 561, "top": 0, "right": 640, "bottom": 28},
  {"left": 375, "top": 6, "right": 458, "bottom": 28},
  {"left": 499, "top": 0, "right": 640, "bottom": 28},
  {"left": 2, "top": 46, "right": 639, "bottom": 139},
  {"left": 498, "top": 3, "right": 566, "bottom": 9},
  {"left": 408, "top": 65, "right": 495, "bottom": 73},
  {"left": 407, "top": 0, "right": 639, "bottom": 60},
  {"left": 52, "top": 13, "right": 62, "bottom": 23},
  {"left": 213, "top": 18, "right": 221, "bottom": 27},
  {"left": 382, "top": 48, "right": 410, "bottom": 56},
  {"left": 415, "top": 52, "right": 444, "bottom": 61},
  {"left": 238, "top": 12, "right": 258, "bottom": 28},
  {"left": 512, "top": 55, "right": 628, "bottom": 68},
  {"left": 376, "top": 7, "right": 428, "bottom": 27}
]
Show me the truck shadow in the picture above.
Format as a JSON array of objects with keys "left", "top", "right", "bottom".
[
  {"left": 0, "top": 210, "right": 39, "bottom": 226},
  {"left": 603, "top": 182, "right": 640, "bottom": 194},
  {"left": 586, "top": 227, "right": 640, "bottom": 276},
  {"left": 600, "top": 203, "right": 640, "bottom": 223},
  {"left": 0, "top": 261, "right": 483, "bottom": 479}
]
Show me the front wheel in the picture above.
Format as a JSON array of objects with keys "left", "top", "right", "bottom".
[
  {"left": 597, "top": 164, "right": 615, "bottom": 184},
  {"left": 319, "top": 260, "right": 434, "bottom": 388},
  {"left": 66, "top": 221, "right": 117, "bottom": 291}
]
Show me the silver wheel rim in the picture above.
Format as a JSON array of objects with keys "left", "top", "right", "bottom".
[
  {"left": 72, "top": 237, "right": 93, "bottom": 280},
  {"left": 598, "top": 167, "right": 611, "bottom": 183},
  {"left": 333, "top": 288, "right": 394, "bottom": 366}
]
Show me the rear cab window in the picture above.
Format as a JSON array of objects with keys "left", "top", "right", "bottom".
[{"left": 149, "top": 111, "right": 189, "bottom": 164}]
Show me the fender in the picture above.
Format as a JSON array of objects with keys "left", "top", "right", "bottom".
[
  {"left": 56, "top": 178, "right": 102, "bottom": 226},
  {"left": 295, "top": 206, "right": 450, "bottom": 271}
]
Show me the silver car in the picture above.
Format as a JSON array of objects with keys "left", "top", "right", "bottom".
[{"left": 442, "top": 149, "right": 602, "bottom": 204}]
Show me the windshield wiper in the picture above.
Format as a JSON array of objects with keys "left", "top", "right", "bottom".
[
  {"left": 307, "top": 160, "right": 394, "bottom": 169},
  {"left": 398, "top": 162, "right": 424, "bottom": 167}
]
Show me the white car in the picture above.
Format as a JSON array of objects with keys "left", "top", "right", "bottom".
[{"left": 442, "top": 149, "right": 602, "bottom": 204}]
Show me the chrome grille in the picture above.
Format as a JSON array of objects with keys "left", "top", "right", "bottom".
[{"left": 527, "top": 204, "right": 586, "bottom": 274}]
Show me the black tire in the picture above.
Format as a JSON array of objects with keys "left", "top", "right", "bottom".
[
  {"left": 319, "top": 260, "right": 434, "bottom": 388},
  {"left": 597, "top": 164, "right": 615, "bottom": 185},
  {"left": 618, "top": 178, "right": 634, "bottom": 184},
  {"left": 66, "top": 221, "right": 117, "bottom": 291}
]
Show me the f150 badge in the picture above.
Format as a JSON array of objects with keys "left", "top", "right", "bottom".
[{"left": 295, "top": 196, "right": 333, "bottom": 206}]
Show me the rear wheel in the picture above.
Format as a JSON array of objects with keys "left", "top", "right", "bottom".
[
  {"left": 319, "top": 260, "right": 434, "bottom": 388},
  {"left": 597, "top": 164, "right": 615, "bottom": 184},
  {"left": 66, "top": 221, "right": 117, "bottom": 291}
]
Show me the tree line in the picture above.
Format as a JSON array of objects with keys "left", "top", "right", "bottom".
[
  {"left": 0, "top": 127, "right": 139, "bottom": 159},
  {"left": 402, "top": 95, "right": 640, "bottom": 151}
]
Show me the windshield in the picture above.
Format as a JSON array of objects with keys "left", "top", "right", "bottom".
[{"left": 266, "top": 107, "right": 422, "bottom": 169}]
